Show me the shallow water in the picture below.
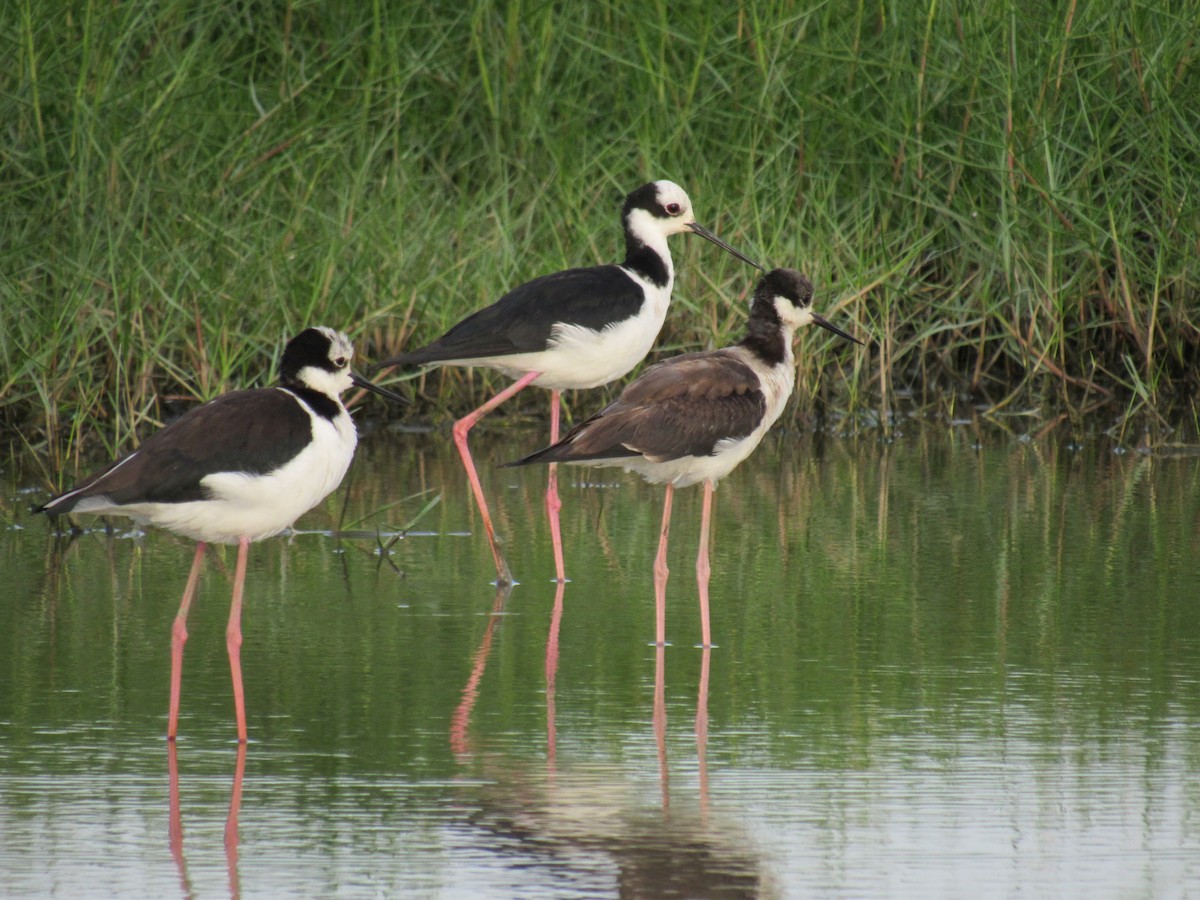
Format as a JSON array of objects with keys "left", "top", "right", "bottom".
[{"left": 3, "top": 423, "right": 1200, "bottom": 897}]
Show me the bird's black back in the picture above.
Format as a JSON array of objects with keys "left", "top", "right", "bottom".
[
  {"left": 38, "top": 388, "right": 317, "bottom": 512},
  {"left": 387, "top": 265, "right": 648, "bottom": 365}
]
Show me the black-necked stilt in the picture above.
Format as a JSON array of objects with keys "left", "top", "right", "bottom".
[
  {"left": 505, "top": 268, "right": 862, "bottom": 647},
  {"left": 377, "top": 180, "right": 762, "bottom": 585},
  {"left": 35, "top": 326, "right": 406, "bottom": 742}
]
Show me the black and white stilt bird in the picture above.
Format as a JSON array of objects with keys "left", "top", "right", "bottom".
[
  {"left": 504, "top": 268, "right": 861, "bottom": 647},
  {"left": 376, "top": 180, "right": 762, "bottom": 585},
  {"left": 35, "top": 326, "right": 407, "bottom": 742}
]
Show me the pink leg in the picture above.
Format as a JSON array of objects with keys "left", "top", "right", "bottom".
[
  {"left": 546, "top": 390, "right": 566, "bottom": 583},
  {"left": 452, "top": 371, "right": 542, "bottom": 585},
  {"left": 226, "top": 536, "right": 250, "bottom": 744},
  {"left": 653, "top": 484, "right": 674, "bottom": 646},
  {"left": 696, "top": 479, "right": 715, "bottom": 648},
  {"left": 169, "top": 542, "right": 206, "bottom": 741}
]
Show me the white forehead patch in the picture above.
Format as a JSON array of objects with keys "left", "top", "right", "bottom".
[
  {"left": 653, "top": 180, "right": 693, "bottom": 217},
  {"left": 315, "top": 326, "right": 354, "bottom": 364}
]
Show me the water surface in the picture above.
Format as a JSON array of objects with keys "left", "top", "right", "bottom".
[{"left": 3, "top": 424, "right": 1199, "bottom": 897}]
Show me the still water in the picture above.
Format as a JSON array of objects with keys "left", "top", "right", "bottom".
[{"left": 2, "top": 422, "right": 1199, "bottom": 897}]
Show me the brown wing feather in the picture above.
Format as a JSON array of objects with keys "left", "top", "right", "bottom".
[{"left": 510, "top": 350, "right": 767, "bottom": 466}]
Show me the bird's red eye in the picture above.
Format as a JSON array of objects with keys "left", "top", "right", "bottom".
[
  {"left": 334, "top": 357, "right": 347, "bottom": 368},
  {"left": 665, "top": 202, "right": 682, "bottom": 216}
]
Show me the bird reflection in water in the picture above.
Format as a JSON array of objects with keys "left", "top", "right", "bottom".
[
  {"left": 545, "top": 581, "right": 566, "bottom": 774},
  {"left": 449, "top": 585, "right": 768, "bottom": 897},
  {"left": 655, "top": 645, "right": 712, "bottom": 818},
  {"left": 449, "top": 585, "right": 514, "bottom": 758},
  {"left": 696, "top": 647, "right": 712, "bottom": 817},
  {"left": 168, "top": 743, "right": 246, "bottom": 900}
]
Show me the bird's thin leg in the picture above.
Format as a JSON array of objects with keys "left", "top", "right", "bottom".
[
  {"left": 546, "top": 389, "right": 566, "bottom": 583},
  {"left": 653, "top": 484, "right": 675, "bottom": 646},
  {"left": 696, "top": 479, "right": 715, "bottom": 648},
  {"left": 452, "top": 371, "right": 541, "bottom": 585},
  {"left": 226, "top": 536, "right": 250, "bottom": 744},
  {"left": 168, "top": 542, "right": 206, "bottom": 741}
]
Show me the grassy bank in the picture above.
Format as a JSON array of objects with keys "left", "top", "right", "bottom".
[{"left": 5, "top": 0, "right": 1199, "bottom": 474}]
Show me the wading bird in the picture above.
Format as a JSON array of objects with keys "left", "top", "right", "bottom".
[
  {"left": 505, "top": 269, "right": 861, "bottom": 647},
  {"left": 376, "top": 180, "right": 762, "bottom": 585},
  {"left": 36, "top": 327, "right": 407, "bottom": 742}
]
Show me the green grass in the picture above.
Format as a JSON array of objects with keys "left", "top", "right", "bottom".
[{"left": 5, "top": 0, "right": 1200, "bottom": 475}]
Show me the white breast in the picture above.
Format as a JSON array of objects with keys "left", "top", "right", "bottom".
[
  {"left": 114, "top": 396, "right": 358, "bottom": 544},
  {"left": 455, "top": 269, "right": 674, "bottom": 390}
]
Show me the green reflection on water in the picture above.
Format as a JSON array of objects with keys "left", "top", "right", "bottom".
[{"left": 2, "top": 425, "right": 1199, "bottom": 895}]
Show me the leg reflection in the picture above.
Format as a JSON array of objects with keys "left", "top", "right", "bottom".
[
  {"left": 654, "top": 644, "right": 669, "bottom": 813},
  {"left": 696, "top": 647, "right": 711, "bottom": 819},
  {"left": 167, "top": 742, "right": 247, "bottom": 900},
  {"left": 545, "top": 581, "right": 566, "bottom": 776},
  {"left": 168, "top": 742, "right": 191, "bottom": 897},
  {"left": 449, "top": 586, "right": 512, "bottom": 758},
  {"left": 225, "top": 743, "right": 247, "bottom": 899}
]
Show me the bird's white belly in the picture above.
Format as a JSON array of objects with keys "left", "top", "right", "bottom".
[
  {"left": 115, "top": 413, "right": 357, "bottom": 544},
  {"left": 613, "top": 432, "right": 763, "bottom": 488},
  {"left": 464, "top": 278, "right": 672, "bottom": 390}
]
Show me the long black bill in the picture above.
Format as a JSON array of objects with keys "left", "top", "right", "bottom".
[
  {"left": 688, "top": 222, "right": 765, "bottom": 271},
  {"left": 352, "top": 371, "right": 411, "bottom": 404},
  {"left": 812, "top": 313, "right": 864, "bottom": 346}
]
